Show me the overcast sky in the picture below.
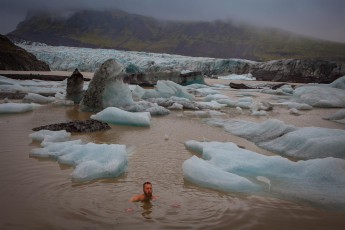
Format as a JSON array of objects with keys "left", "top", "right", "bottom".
[{"left": 1, "top": 0, "right": 344, "bottom": 43}]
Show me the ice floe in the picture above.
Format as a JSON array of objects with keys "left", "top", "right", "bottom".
[
  {"left": 29, "top": 130, "right": 128, "bottom": 182},
  {"left": 0, "top": 102, "right": 42, "bottom": 114},
  {"left": 90, "top": 107, "right": 151, "bottom": 127},
  {"left": 183, "top": 140, "right": 345, "bottom": 209}
]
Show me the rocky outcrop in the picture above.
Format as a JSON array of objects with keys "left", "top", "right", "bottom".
[
  {"left": 66, "top": 69, "right": 84, "bottom": 104},
  {"left": 32, "top": 119, "right": 111, "bottom": 133},
  {"left": 0, "top": 35, "right": 50, "bottom": 71},
  {"left": 249, "top": 59, "right": 344, "bottom": 83}
]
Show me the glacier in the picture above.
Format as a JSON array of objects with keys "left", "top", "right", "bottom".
[{"left": 16, "top": 43, "right": 256, "bottom": 73}]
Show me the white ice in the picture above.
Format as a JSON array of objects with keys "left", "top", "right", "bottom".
[
  {"left": 291, "top": 85, "right": 345, "bottom": 108},
  {"left": 205, "top": 118, "right": 297, "bottom": 143},
  {"left": 324, "top": 109, "right": 345, "bottom": 124},
  {"left": 30, "top": 130, "right": 128, "bottom": 182},
  {"left": 218, "top": 73, "right": 256, "bottom": 81},
  {"left": 205, "top": 118, "right": 345, "bottom": 159},
  {"left": 141, "top": 80, "right": 194, "bottom": 100},
  {"left": 17, "top": 43, "right": 256, "bottom": 73},
  {"left": 23, "top": 93, "right": 55, "bottom": 104},
  {"left": 0, "top": 102, "right": 42, "bottom": 114},
  {"left": 258, "top": 127, "right": 345, "bottom": 159},
  {"left": 183, "top": 140, "right": 345, "bottom": 209},
  {"left": 91, "top": 107, "right": 151, "bottom": 127}
]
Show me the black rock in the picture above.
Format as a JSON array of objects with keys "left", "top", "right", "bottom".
[{"left": 32, "top": 119, "right": 111, "bottom": 133}]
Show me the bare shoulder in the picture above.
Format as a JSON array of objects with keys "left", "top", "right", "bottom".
[{"left": 129, "top": 194, "right": 145, "bottom": 202}]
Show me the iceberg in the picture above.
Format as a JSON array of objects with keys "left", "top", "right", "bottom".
[
  {"left": 80, "top": 59, "right": 134, "bottom": 111},
  {"left": 183, "top": 140, "right": 345, "bottom": 209},
  {"left": 0, "top": 102, "right": 42, "bottom": 114},
  {"left": 292, "top": 85, "right": 345, "bottom": 108},
  {"left": 323, "top": 109, "right": 345, "bottom": 123},
  {"left": 329, "top": 75, "right": 345, "bottom": 90},
  {"left": 258, "top": 127, "right": 345, "bottom": 159},
  {"left": 141, "top": 80, "right": 194, "bottom": 100},
  {"left": 205, "top": 118, "right": 297, "bottom": 143},
  {"left": 23, "top": 93, "right": 55, "bottom": 104},
  {"left": 183, "top": 156, "right": 260, "bottom": 193},
  {"left": 29, "top": 130, "right": 128, "bottom": 182},
  {"left": 90, "top": 107, "right": 151, "bottom": 127}
]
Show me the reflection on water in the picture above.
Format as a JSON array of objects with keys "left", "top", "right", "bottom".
[
  {"left": 1, "top": 89, "right": 345, "bottom": 229},
  {"left": 141, "top": 202, "right": 153, "bottom": 219}
]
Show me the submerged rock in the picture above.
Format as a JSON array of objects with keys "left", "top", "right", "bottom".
[{"left": 32, "top": 119, "right": 111, "bottom": 133}]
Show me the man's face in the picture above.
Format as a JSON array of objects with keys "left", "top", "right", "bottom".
[{"left": 143, "top": 184, "right": 152, "bottom": 197}]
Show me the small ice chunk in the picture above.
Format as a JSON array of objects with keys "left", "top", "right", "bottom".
[
  {"left": 91, "top": 107, "right": 151, "bottom": 126},
  {"left": 0, "top": 102, "right": 41, "bottom": 114},
  {"left": 23, "top": 93, "right": 55, "bottom": 104}
]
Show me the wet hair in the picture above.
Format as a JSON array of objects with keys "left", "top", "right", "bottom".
[{"left": 143, "top": 181, "right": 152, "bottom": 188}]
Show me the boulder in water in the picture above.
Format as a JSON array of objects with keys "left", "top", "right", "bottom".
[{"left": 80, "top": 59, "right": 134, "bottom": 111}]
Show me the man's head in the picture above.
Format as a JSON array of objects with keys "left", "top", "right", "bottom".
[{"left": 143, "top": 181, "right": 152, "bottom": 198}]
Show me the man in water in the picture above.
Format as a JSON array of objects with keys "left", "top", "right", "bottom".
[{"left": 129, "top": 181, "right": 157, "bottom": 202}]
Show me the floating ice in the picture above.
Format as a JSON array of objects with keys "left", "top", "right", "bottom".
[
  {"left": 196, "top": 101, "right": 227, "bottom": 110},
  {"left": 91, "top": 107, "right": 151, "bottom": 126},
  {"left": 29, "top": 129, "right": 71, "bottom": 144},
  {"left": 23, "top": 93, "right": 55, "bottom": 104},
  {"left": 258, "top": 127, "right": 345, "bottom": 159},
  {"left": 205, "top": 118, "right": 297, "bottom": 143},
  {"left": 183, "top": 140, "right": 345, "bottom": 209},
  {"left": 218, "top": 73, "right": 255, "bottom": 81},
  {"left": 183, "top": 110, "right": 227, "bottom": 118},
  {"left": 203, "top": 94, "right": 229, "bottom": 102},
  {"left": 183, "top": 156, "right": 260, "bottom": 193},
  {"left": 0, "top": 102, "right": 42, "bottom": 114},
  {"left": 292, "top": 85, "right": 345, "bottom": 108},
  {"left": 141, "top": 80, "right": 194, "bottom": 100},
  {"left": 0, "top": 76, "right": 65, "bottom": 94},
  {"left": 275, "top": 101, "right": 313, "bottom": 110},
  {"left": 329, "top": 75, "right": 345, "bottom": 90},
  {"left": 29, "top": 130, "right": 128, "bottom": 182},
  {"left": 323, "top": 109, "right": 345, "bottom": 123},
  {"left": 123, "top": 101, "right": 170, "bottom": 115}
]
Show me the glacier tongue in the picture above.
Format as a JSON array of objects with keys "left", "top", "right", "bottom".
[{"left": 17, "top": 43, "right": 256, "bottom": 74}]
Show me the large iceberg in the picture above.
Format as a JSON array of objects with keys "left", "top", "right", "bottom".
[
  {"left": 29, "top": 130, "right": 128, "bottom": 182},
  {"left": 205, "top": 118, "right": 345, "bottom": 159},
  {"left": 258, "top": 127, "right": 345, "bottom": 159},
  {"left": 183, "top": 140, "right": 345, "bottom": 209},
  {"left": 291, "top": 85, "right": 345, "bottom": 108},
  {"left": 80, "top": 59, "right": 133, "bottom": 111}
]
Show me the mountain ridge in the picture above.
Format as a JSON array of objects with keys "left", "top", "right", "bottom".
[{"left": 8, "top": 9, "right": 345, "bottom": 61}]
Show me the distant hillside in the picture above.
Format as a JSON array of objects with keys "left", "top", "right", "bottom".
[
  {"left": 0, "top": 34, "right": 50, "bottom": 71},
  {"left": 8, "top": 9, "right": 345, "bottom": 61}
]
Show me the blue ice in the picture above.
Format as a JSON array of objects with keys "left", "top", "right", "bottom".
[
  {"left": 183, "top": 140, "right": 345, "bottom": 209},
  {"left": 30, "top": 130, "right": 128, "bottom": 182},
  {"left": 91, "top": 107, "right": 151, "bottom": 126}
]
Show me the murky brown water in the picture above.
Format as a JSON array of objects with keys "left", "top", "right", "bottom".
[{"left": 1, "top": 79, "right": 345, "bottom": 229}]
